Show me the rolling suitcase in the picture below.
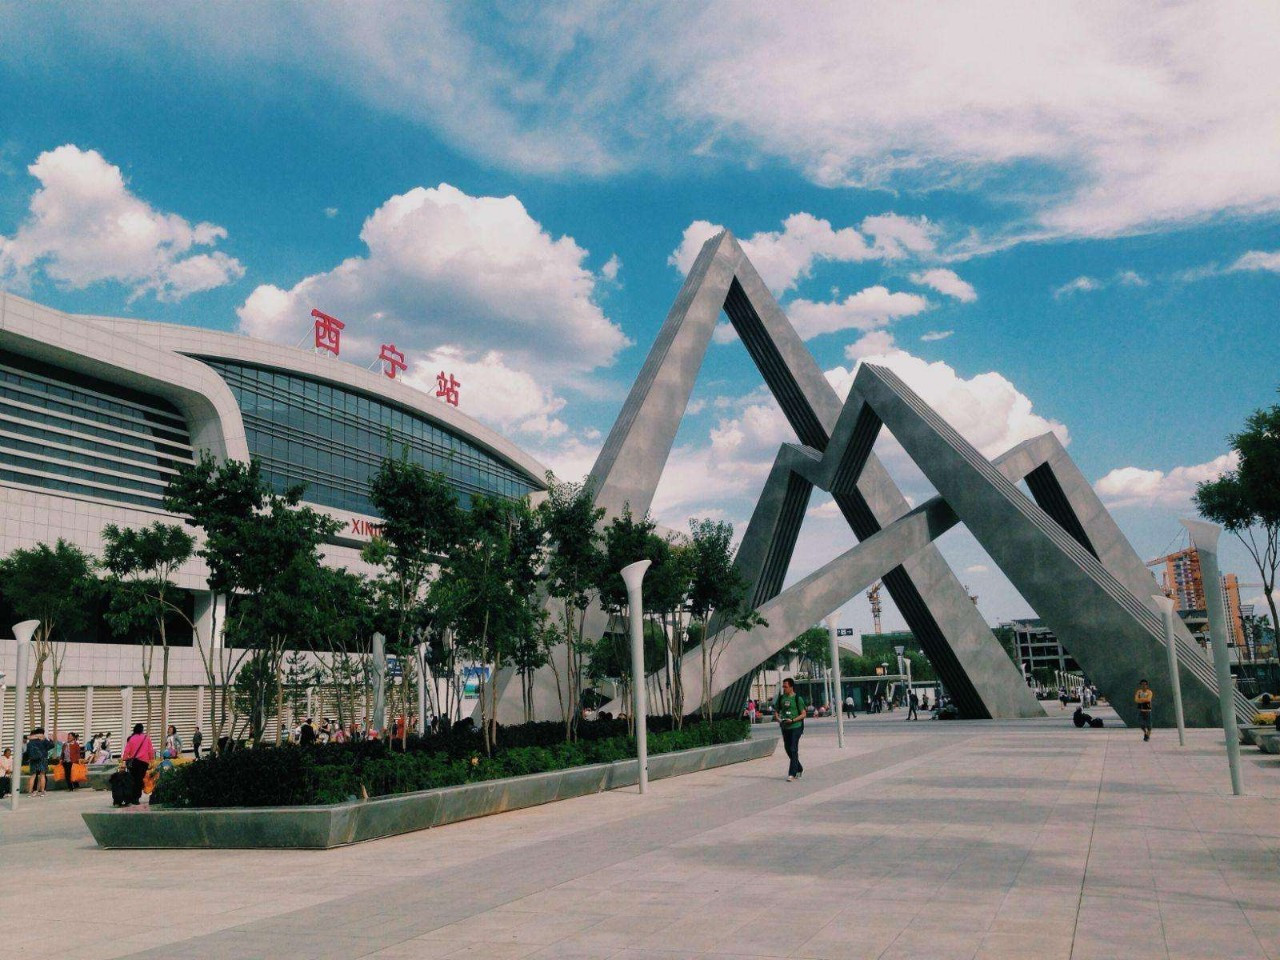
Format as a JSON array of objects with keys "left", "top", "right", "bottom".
[{"left": 109, "top": 769, "right": 130, "bottom": 807}]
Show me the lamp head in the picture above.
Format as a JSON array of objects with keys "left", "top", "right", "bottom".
[
  {"left": 620, "top": 559, "right": 651, "bottom": 593},
  {"left": 12, "top": 620, "right": 40, "bottom": 645},
  {"left": 894, "top": 645, "right": 905, "bottom": 657}
]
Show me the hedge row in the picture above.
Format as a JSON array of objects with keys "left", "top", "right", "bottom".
[{"left": 151, "top": 717, "right": 751, "bottom": 808}]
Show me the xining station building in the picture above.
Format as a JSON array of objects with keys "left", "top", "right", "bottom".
[{"left": 0, "top": 291, "right": 547, "bottom": 734}]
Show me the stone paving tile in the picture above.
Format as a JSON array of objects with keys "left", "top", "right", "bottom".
[{"left": 3, "top": 711, "right": 1280, "bottom": 960}]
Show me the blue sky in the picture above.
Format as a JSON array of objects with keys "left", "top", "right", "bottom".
[{"left": 2, "top": 3, "right": 1278, "bottom": 632}]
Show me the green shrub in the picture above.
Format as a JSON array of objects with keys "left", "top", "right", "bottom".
[{"left": 153, "top": 717, "right": 751, "bottom": 808}]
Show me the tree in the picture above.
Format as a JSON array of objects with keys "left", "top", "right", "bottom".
[
  {"left": 101, "top": 522, "right": 195, "bottom": 744},
  {"left": 1195, "top": 395, "right": 1280, "bottom": 642},
  {"left": 164, "top": 452, "right": 339, "bottom": 750},
  {"left": 686, "top": 518, "right": 766, "bottom": 721},
  {"left": 435, "top": 495, "right": 544, "bottom": 753},
  {"left": 0, "top": 539, "right": 96, "bottom": 732},
  {"left": 539, "top": 475, "right": 605, "bottom": 738},
  {"left": 598, "top": 508, "right": 683, "bottom": 725},
  {"left": 363, "top": 451, "right": 465, "bottom": 747}
]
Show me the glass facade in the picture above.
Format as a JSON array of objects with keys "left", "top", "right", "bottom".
[
  {"left": 0, "top": 349, "right": 193, "bottom": 509},
  {"left": 200, "top": 359, "right": 539, "bottom": 515}
]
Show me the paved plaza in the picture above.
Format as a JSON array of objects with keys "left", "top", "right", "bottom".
[{"left": 2, "top": 712, "right": 1279, "bottom": 960}]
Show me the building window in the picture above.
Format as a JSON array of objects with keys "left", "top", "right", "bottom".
[
  {"left": 0, "top": 350, "right": 192, "bottom": 508},
  {"left": 199, "top": 359, "right": 538, "bottom": 515}
]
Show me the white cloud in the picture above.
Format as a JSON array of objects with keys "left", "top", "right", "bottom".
[
  {"left": 1053, "top": 276, "right": 1102, "bottom": 298},
  {"left": 1229, "top": 250, "right": 1280, "bottom": 274},
  {"left": 910, "top": 268, "right": 976, "bottom": 302},
  {"left": 920, "top": 330, "right": 954, "bottom": 342},
  {"left": 844, "top": 330, "right": 898, "bottom": 360},
  {"left": 402, "top": 347, "right": 568, "bottom": 439},
  {"left": 1116, "top": 269, "right": 1147, "bottom": 286},
  {"left": 862, "top": 215, "right": 938, "bottom": 259},
  {"left": 0, "top": 145, "right": 244, "bottom": 301},
  {"left": 669, "top": 212, "right": 933, "bottom": 295},
  {"left": 789, "top": 287, "right": 930, "bottom": 340},
  {"left": 237, "top": 183, "right": 628, "bottom": 383},
  {"left": 28, "top": 5, "right": 1280, "bottom": 238},
  {"left": 324, "top": 207, "right": 339, "bottom": 218},
  {"left": 601, "top": 254, "right": 621, "bottom": 281},
  {"left": 1095, "top": 452, "right": 1238, "bottom": 508}
]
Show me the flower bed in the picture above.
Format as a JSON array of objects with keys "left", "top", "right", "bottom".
[{"left": 151, "top": 717, "right": 750, "bottom": 808}]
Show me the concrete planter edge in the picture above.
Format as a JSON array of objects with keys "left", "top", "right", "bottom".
[{"left": 81, "top": 735, "right": 778, "bottom": 850}]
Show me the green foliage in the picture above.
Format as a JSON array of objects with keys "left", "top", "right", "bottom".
[
  {"left": 790, "top": 626, "right": 831, "bottom": 671},
  {"left": 232, "top": 651, "right": 280, "bottom": 743},
  {"left": 151, "top": 717, "right": 751, "bottom": 808},
  {"left": 539, "top": 474, "right": 607, "bottom": 732},
  {"left": 1195, "top": 392, "right": 1280, "bottom": 636},
  {"left": 0, "top": 538, "right": 97, "bottom": 641},
  {"left": 100, "top": 522, "right": 194, "bottom": 640}
]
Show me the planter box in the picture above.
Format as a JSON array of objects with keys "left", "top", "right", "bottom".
[{"left": 82, "top": 736, "right": 777, "bottom": 850}]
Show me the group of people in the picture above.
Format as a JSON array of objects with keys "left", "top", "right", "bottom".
[{"left": 1055, "top": 684, "right": 1099, "bottom": 709}]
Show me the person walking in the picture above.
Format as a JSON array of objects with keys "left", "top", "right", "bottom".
[
  {"left": 121, "top": 723, "right": 154, "bottom": 805},
  {"left": 191, "top": 727, "right": 203, "bottom": 759},
  {"left": 299, "top": 718, "right": 317, "bottom": 746},
  {"left": 164, "top": 725, "right": 183, "bottom": 758},
  {"left": 844, "top": 694, "right": 856, "bottom": 719},
  {"left": 24, "top": 728, "right": 51, "bottom": 796},
  {"left": 63, "top": 732, "right": 83, "bottom": 790},
  {"left": 907, "top": 691, "right": 919, "bottom": 721},
  {"left": 775, "top": 677, "right": 806, "bottom": 782},
  {"left": 1134, "top": 679, "right": 1154, "bottom": 742}
]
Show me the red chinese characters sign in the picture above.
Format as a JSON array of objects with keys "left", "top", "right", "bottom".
[
  {"left": 436, "top": 371, "right": 461, "bottom": 406},
  {"left": 311, "top": 309, "right": 344, "bottom": 356},
  {"left": 379, "top": 343, "right": 407, "bottom": 380}
]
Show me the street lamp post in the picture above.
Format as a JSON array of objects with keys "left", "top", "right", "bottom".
[
  {"left": 10, "top": 620, "right": 38, "bottom": 812},
  {"left": 826, "top": 617, "right": 844, "bottom": 748},
  {"left": 621, "top": 560, "right": 652, "bottom": 795},
  {"left": 1181, "top": 519, "right": 1244, "bottom": 796},
  {"left": 894, "top": 645, "right": 905, "bottom": 712},
  {"left": 1151, "top": 595, "right": 1185, "bottom": 747}
]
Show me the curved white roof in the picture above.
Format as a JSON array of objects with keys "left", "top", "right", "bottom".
[{"left": 79, "top": 314, "right": 549, "bottom": 488}]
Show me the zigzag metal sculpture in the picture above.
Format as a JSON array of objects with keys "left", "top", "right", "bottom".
[{"left": 494, "top": 230, "right": 1244, "bottom": 728}]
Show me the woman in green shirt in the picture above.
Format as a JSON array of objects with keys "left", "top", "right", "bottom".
[{"left": 776, "top": 677, "right": 806, "bottom": 781}]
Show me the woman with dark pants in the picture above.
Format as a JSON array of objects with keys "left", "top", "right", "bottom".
[{"left": 121, "top": 723, "right": 154, "bottom": 805}]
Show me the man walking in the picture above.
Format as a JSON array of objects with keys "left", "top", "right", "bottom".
[
  {"left": 775, "top": 677, "right": 806, "bottom": 782},
  {"left": 907, "top": 691, "right": 919, "bottom": 721},
  {"left": 1134, "top": 679, "right": 1154, "bottom": 742}
]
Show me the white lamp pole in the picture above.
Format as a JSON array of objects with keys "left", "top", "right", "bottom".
[
  {"left": 1151, "top": 595, "right": 1186, "bottom": 747},
  {"left": 826, "top": 618, "right": 845, "bottom": 748},
  {"left": 10, "top": 621, "right": 38, "bottom": 811},
  {"left": 621, "top": 560, "right": 652, "bottom": 795},
  {"left": 1181, "top": 519, "right": 1243, "bottom": 796},
  {"left": 894, "top": 645, "right": 905, "bottom": 712}
]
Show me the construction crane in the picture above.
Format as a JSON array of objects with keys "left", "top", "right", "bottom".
[{"left": 868, "top": 581, "right": 882, "bottom": 635}]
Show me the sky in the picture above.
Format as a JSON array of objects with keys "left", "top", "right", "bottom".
[{"left": 2, "top": 2, "right": 1278, "bottom": 635}]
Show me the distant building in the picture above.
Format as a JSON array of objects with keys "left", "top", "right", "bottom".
[
  {"left": 1003, "top": 618, "right": 1080, "bottom": 680},
  {"left": 1152, "top": 547, "right": 1248, "bottom": 658}
]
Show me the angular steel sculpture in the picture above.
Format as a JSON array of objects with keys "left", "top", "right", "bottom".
[
  {"left": 580, "top": 231, "right": 1041, "bottom": 720},
  {"left": 496, "top": 229, "right": 1240, "bottom": 729}
]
